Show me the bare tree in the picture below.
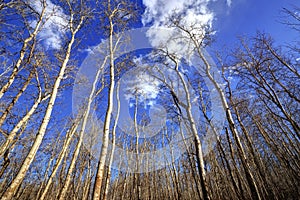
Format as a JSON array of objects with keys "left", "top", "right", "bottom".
[
  {"left": 93, "top": 0, "right": 136, "bottom": 198},
  {"left": 0, "top": 1, "right": 86, "bottom": 199},
  {"left": 0, "top": 1, "right": 299, "bottom": 200},
  {"left": 0, "top": 0, "right": 46, "bottom": 99}
]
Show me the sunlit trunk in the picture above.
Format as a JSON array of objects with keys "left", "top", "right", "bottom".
[{"left": 0, "top": 13, "right": 84, "bottom": 200}]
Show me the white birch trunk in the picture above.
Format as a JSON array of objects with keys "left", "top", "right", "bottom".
[
  {"left": 38, "top": 119, "right": 80, "bottom": 200},
  {"left": 0, "top": 90, "right": 50, "bottom": 157},
  {"left": 0, "top": 14, "right": 83, "bottom": 200},
  {"left": 58, "top": 54, "right": 108, "bottom": 200},
  {"left": 93, "top": 8, "right": 118, "bottom": 198},
  {"left": 174, "top": 63, "right": 211, "bottom": 200},
  {"left": 103, "top": 81, "right": 120, "bottom": 200},
  {"left": 195, "top": 44, "right": 262, "bottom": 200},
  {"left": 0, "top": 2, "right": 45, "bottom": 99}
]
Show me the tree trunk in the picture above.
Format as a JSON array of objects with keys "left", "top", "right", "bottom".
[
  {"left": 0, "top": 3, "right": 45, "bottom": 99},
  {"left": 103, "top": 81, "right": 120, "bottom": 200},
  {"left": 0, "top": 14, "right": 83, "bottom": 200},
  {"left": 93, "top": 2, "right": 120, "bottom": 197}
]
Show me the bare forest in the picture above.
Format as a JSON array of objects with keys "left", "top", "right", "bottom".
[{"left": 0, "top": 0, "right": 299, "bottom": 200}]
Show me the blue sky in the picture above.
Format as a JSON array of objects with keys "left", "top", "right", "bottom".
[
  {"left": 28, "top": 0, "right": 299, "bottom": 125},
  {"left": 212, "top": 0, "right": 299, "bottom": 48},
  {"left": 21, "top": 0, "right": 299, "bottom": 60},
  {"left": 73, "top": 0, "right": 300, "bottom": 61},
  {"left": 71, "top": 0, "right": 300, "bottom": 114}
]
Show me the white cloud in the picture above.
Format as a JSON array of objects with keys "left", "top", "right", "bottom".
[
  {"left": 226, "top": 0, "right": 232, "bottom": 7},
  {"left": 123, "top": 70, "right": 161, "bottom": 105},
  {"left": 30, "top": 0, "right": 68, "bottom": 50},
  {"left": 122, "top": 57, "right": 161, "bottom": 107},
  {"left": 143, "top": 0, "right": 214, "bottom": 29},
  {"left": 142, "top": 0, "right": 214, "bottom": 30},
  {"left": 78, "top": 45, "right": 99, "bottom": 55},
  {"left": 142, "top": 0, "right": 215, "bottom": 59}
]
